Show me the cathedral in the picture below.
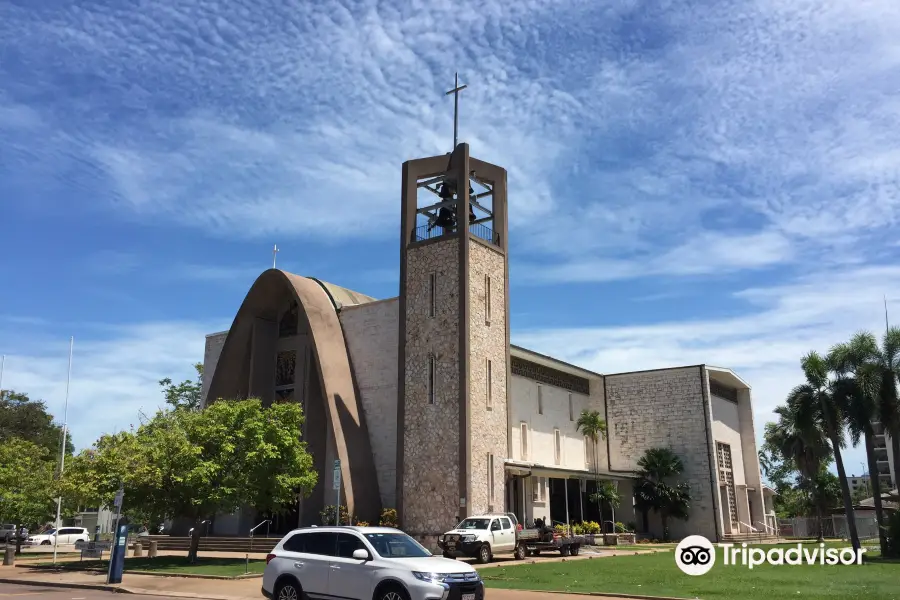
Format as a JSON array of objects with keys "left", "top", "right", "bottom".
[{"left": 199, "top": 142, "right": 772, "bottom": 546}]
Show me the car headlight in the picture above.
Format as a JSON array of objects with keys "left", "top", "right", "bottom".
[{"left": 413, "top": 572, "right": 451, "bottom": 583}]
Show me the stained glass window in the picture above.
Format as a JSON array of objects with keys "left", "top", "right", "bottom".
[{"left": 276, "top": 350, "right": 297, "bottom": 387}]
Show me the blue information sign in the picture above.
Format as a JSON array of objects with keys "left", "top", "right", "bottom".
[{"left": 107, "top": 523, "right": 128, "bottom": 584}]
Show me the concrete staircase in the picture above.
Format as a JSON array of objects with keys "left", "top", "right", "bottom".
[
  {"left": 721, "top": 533, "right": 780, "bottom": 544},
  {"left": 143, "top": 535, "right": 281, "bottom": 553}
]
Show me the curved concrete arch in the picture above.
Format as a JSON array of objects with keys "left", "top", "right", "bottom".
[{"left": 206, "top": 268, "right": 381, "bottom": 523}]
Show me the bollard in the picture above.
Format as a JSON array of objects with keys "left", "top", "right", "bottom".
[
  {"left": 3, "top": 545, "right": 14, "bottom": 566},
  {"left": 133, "top": 542, "right": 143, "bottom": 557},
  {"left": 148, "top": 540, "right": 158, "bottom": 558}
]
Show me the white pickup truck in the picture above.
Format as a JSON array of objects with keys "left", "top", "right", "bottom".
[{"left": 438, "top": 513, "right": 584, "bottom": 564}]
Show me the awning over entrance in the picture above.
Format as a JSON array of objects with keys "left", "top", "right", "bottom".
[{"left": 504, "top": 459, "right": 639, "bottom": 480}]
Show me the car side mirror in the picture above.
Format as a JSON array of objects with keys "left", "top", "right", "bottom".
[{"left": 352, "top": 549, "right": 369, "bottom": 561}]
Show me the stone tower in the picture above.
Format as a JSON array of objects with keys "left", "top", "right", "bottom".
[{"left": 396, "top": 143, "right": 510, "bottom": 541}]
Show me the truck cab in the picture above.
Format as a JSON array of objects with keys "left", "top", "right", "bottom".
[{"left": 439, "top": 513, "right": 518, "bottom": 564}]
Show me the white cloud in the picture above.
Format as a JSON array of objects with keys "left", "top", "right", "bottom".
[
  {"left": 513, "top": 264, "right": 900, "bottom": 471},
  {"left": 0, "top": 321, "right": 225, "bottom": 451}
]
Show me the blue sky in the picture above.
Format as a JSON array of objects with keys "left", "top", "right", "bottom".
[{"left": 2, "top": 0, "right": 900, "bottom": 480}]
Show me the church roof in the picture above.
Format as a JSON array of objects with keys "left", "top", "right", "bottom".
[{"left": 308, "top": 277, "right": 378, "bottom": 309}]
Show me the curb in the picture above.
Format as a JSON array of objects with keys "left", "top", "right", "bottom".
[
  {"left": 0, "top": 578, "right": 254, "bottom": 600},
  {"left": 14, "top": 564, "right": 263, "bottom": 580}
]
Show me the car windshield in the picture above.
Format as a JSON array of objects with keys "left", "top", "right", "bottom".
[
  {"left": 364, "top": 533, "right": 432, "bottom": 558},
  {"left": 456, "top": 518, "right": 491, "bottom": 530},
  {"left": 43, "top": 529, "right": 56, "bottom": 535}
]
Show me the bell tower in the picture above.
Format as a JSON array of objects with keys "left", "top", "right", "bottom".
[{"left": 396, "top": 132, "right": 510, "bottom": 541}]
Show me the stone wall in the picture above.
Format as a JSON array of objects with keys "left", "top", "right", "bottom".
[
  {"left": 340, "top": 298, "right": 400, "bottom": 511},
  {"left": 402, "top": 237, "right": 462, "bottom": 535},
  {"left": 467, "top": 239, "right": 509, "bottom": 515},
  {"left": 201, "top": 331, "right": 227, "bottom": 407},
  {"left": 606, "top": 366, "right": 720, "bottom": 541}
]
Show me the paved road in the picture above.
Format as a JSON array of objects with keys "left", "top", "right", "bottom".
[{"left": 0, "top": 583, "right": 155, "bottom": 600}]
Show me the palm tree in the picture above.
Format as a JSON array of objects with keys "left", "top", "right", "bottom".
[
  {"left": 576, "top": 410, "right": 607, "bottom": 475},
  {"left": 589, "top": 481, "right": 620, "bottom": 533},
  {"left": 790, "top": 351, "right": 860, "bottom": 552},
  {"left": 765, "top": 399, "right": 832, "bottom": 541},
  {"left": 634, "top": 448, "right": 692, "bottom": 541},
  {"left": 830, "top": 332, "right": 889, "bottom": 555}
]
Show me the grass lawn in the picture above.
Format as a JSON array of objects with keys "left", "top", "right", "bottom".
[
  {"left": 482, "top": 543, "right": 899, "bottom": 599},
  {"left": 35, "top": 556, "right": 267, "bottom": 576}
]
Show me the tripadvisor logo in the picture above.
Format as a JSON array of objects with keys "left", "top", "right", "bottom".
[{"left": 675, "top": 536, "right": 866, "bottom": 576}]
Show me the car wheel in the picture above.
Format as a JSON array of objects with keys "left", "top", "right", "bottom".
[
  {"left": 560, "top": 545, "right": 570, "bottom": 557},
  {"left": 514, "top": 543, "right": 527, "bottom": 560},
  {"left": 275, "top": 579, "right": 301, "bottom": 600},
  {"left": 477, "top": 543, "right": 492, "bottom": 564},
  {"left": 375, "top": 583, "right": 410, "bottom": 600},
  {"left": 41, "top": 540, "right": 51, "bottom": 545},
  {"left": 571, "top": 545, "right": 580, "bottom": 556}
]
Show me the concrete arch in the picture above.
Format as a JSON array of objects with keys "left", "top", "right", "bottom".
[{"left": 206, "top": 268, "right": 381, "bottom": 523}]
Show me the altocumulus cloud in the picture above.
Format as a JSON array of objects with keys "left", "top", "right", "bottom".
[{"left": 1, "top": 0, "right": 900, "bottom": 466}]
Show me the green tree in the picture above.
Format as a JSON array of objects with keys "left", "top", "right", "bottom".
[
  {"left": 868, "top": 327, "right": 900, "bottom": 498},
  {"left": 575, "top": 410, "right": 607, "bottom": 476},
  {"left": 0, "top": 438, "right": 63, "bottom": 553},
  {"left": 589, "top": 481, "right": 620, "bottom": 532},
  {"left": 633, "top": 447, "right": 692, "bottom": 541},
  {"left": 158, "top": 363, "right": 204, "bottom": 411},
  {"left": 0, "top": 390, "right": 74, "bottom": 456},
  {"left": 791, "top": 351, "right": 860, "bottom": 551},
  {"left": 64, "top": 398, "right": 317, "bottom": 562},
  {"left": 765, "top": 396, "right": 832, "bottom": 541},
  {"left": 829, "top": 332, "right": 890, "bottom": 555}
]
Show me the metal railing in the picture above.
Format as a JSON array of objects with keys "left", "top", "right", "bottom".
[
  {"left": 249, "top": 519, "right": 271, "bottom": 552},
  {"left": 413, "top": 223, "right": 499, "bottom": 245},
  {"left": 755, "top": 520, "right": 777, "bottom": 536}
]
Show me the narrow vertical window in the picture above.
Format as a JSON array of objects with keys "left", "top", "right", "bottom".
[
  {"left": 554, "top": 429, "right": 561, "bottom": 465},
  {"left": 486, "top": 358, "right": 492, "bottom": 409},
  {"left": 488, "top": 453, "right": 495, "bottom": 502},
  {"left": 584, "top": 436, "right": 591, "bottom": 467},
  {"left": 568, "top": 393, "right": 574, "bottom": 421},
  {"left": 427, "top": 354, "right": 435, "bottom": 405},
  {"left": 537, "top": 384, "right": 543, "bottom": 415},
  {"left": 429, "top": 272, "right": 436, "bottom": 317},
  {"left": 485, "top": 274, "right": 492, "bottom": 325},
  {"left": 520, "top": 423, "right": 528, "bottom": 459}
]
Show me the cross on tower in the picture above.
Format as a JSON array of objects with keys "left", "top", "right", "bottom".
[
  {"left": 272, "top": 244, "right": 279, "bottom": 269},
  {"left": 445, "top": 72, "right": 467, "bottom": 149}
]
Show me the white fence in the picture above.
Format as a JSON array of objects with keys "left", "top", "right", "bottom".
[{"left": 779, "top": 516, "right": 880, "bottom": 542}]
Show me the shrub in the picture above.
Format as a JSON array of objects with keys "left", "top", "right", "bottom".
[
  {"left": 626, "top": 521, "right": 637, "bottom": 533},
  {"left": 320, "top": 505, "right": 350, "bottom": 525},
  {"left": 554, "top": 524, "right": 569, "bottom": 535},
  {"left": 885, "top": 511, "right": 900, "bottom": 557},
  {"left": 582, "top": 521, "right": 601, "bottom": 534},
  {"left": 379, "top": 508, "right": 398, "bottom": 528},
  {"left": 572, "top": 523, "right": 584, "bottom": 535},
  {"left": 355, "top": 520, "right": 370, "bottom": 527},
  {"left": 615, "top": 521, "right": 627, "bottom": 533}
]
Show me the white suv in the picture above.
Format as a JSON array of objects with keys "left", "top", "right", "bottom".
[{"left": 261, "top": 526, "right": 484, "bottom": 600}]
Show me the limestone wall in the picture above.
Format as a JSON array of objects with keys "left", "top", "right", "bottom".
[
  {"left": 340, "top": 298, "right": 400, "bottom": 511},
  {"left": 606, "top": 366, "right": 720, "bottom": 541},
  {"left": 467, "top": 240, "right": 509, "bottom": 515},
  {"left": 402, "top": 237, "right": 462, "bottom": 535}
]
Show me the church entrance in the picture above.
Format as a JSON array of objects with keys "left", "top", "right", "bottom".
[
  {"left": 259, "top": 499, "right": 301, "bottom": 536},
  {"left": 548, "top": 478, "right": 581, "bottom": 526}
]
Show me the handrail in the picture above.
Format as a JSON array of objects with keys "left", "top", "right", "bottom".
[
  {"left": 250, "top": 520, "right": 271, "bottom": 536},
  {"left": 755, "top": 520, "right": 776, "bottom": 535},
  {"left": 738, "top": 520, "right": 758, "bottom": 533},
  {"left": 249, "top": 519, "right": 271, "bottom": 552}
]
